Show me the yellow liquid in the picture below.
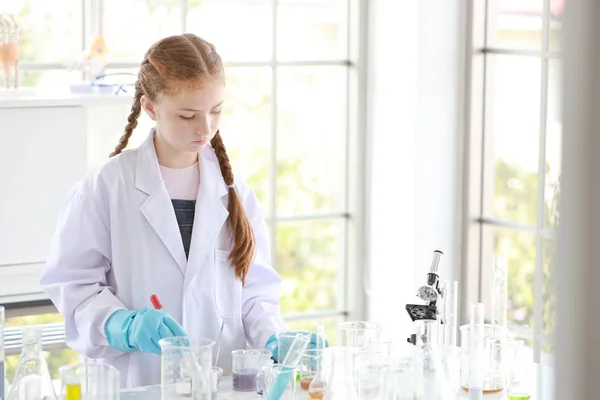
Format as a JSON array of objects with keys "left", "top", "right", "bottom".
[
  {"left": 65, "top": 384, "right": 82, "bottom": 400},
  {"left": 308, "top": 387, "right": 324, "bottom": 399},
  {"left": 508, "top": 394, "right": 531, "bottom": 400}
]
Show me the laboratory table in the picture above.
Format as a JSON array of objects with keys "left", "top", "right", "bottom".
[{"left": 120, "top": 363, "right": 553, "bottom": 399}]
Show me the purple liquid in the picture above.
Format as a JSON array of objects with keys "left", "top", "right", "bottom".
[{"left": 233, "top": 369, "right": 257, "bottom": 392}]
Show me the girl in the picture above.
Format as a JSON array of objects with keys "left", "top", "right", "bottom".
[{"left": 40, "top": 34, "right": 315, "bottom": 388}]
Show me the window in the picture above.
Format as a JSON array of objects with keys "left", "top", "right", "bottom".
[
  {"left": 465, "top": 0, "right": 562, "bottom": 367},
  {"left": 5, "top": 0, "right": 362, "bottom": 340},
  {"left": 4, "top": 313, "right": 80, "bottom": 384}
]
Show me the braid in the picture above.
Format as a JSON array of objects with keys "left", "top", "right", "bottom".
[
  {"left": 211, "top": 131, "right": 234, "bottom": 184},
  {"left": 109, "top": 81, "right": 143, "bottom": 157},
  {"left": 211, "top": 131, "right": 256, "bottom": 285}
]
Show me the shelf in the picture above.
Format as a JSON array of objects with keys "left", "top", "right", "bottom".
[{"left": 0, "top": 89, "right": 134, "bottom": 109}]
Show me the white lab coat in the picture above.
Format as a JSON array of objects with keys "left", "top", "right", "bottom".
[{"left": 40, "top": 131, "right": 287, "bottom": 388}]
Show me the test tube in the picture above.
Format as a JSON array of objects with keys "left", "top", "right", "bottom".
[
  {"left": 442, "top": 281, "right": 459, "bottom": 351},
  {"left": 469, "top": 303, "right": 484, "bottom": 400},
  {"left": 492, "top": 257, "right": 508, "bottom": 329},
  {"left": 265, "top": 333, "right": 311, "bottom": 400},
  {"left": 0, "top": 306, "right": 4, "bottom": 400}
]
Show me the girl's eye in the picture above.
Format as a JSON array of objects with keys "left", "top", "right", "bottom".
[{"left": 180, "top": 115, "right": 195, "bottom": 120}]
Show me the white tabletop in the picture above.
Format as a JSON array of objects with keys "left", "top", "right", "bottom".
[{"left": 120, "top": 364, "right": 553, "bottom": 399}]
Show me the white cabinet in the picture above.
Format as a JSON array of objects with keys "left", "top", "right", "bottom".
[{"left": 0, "top": 93, "right": 139, "bottom": 301}]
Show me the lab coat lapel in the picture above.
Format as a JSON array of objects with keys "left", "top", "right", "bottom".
[
  {"left": 136, "top": 131, "right": 187, "bottom": 276},
  {"left": 183, "top": 146, "right": 229, "bottom": 293}
]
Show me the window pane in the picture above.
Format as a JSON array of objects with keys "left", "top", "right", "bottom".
[
  {"left": 549, "top": 0, "right": 565, "bottom": 50},
  {"left": 545, "top": 60, "right": 561, "bottom": 228},
  {"left": 187, "top": 0, "right": 272, "bottom": 62},
  {"left": 542, "top": 239, "right": 556, "bottom": 341},
  {"left": 17, "top": 0, "right": 83, "bottom": 63},
  {"left": 487, "top": 0, "right": 542, "bottom": 50},
  {"left": 286, "top": 316, "right": 345, "bottom": 345},
  {"left": 220, "top": 67, "right": 272, "bottom": 214},
  {"left": 103, "top": 0, "right": 181, "bottom": 61},
  {"left": 486, "top": 226, "right": 536, "bottom": 330},
  {"left": 487, "top": 55, "right": 540, "bottom": 224},
  {"left": 276, "top": 219, "right": 345, "bottom": 314},
  {"left": 277, "top": 0, "right": 348, "bottom": 61},
  {"left": 276, "top": 66, "right": 347, "bottom": 216}
]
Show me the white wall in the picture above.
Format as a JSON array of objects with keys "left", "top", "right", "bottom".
[
  {"left": 556, "top": 0, "right": 600, "bottom": 397},
  {"left": 366, "top": 0, "right": 465, "bottom": 342}
]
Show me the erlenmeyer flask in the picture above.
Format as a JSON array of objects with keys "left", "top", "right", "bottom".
[
  {"left": 307, "top": 324, "right": 327, "bottom": 399},
  {"left": 321, "top": 347, "right": 357, "bottom": 400},
  {"left": 8, "top": 326, "right": 57, "bottom": 400},
  {"left": 413, "top": 320, "right": 454, "bottom": 400}
]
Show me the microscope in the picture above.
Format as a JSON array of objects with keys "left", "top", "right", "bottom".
[{"left": 406, "top": 250, "right": 444, "bottom": 345}]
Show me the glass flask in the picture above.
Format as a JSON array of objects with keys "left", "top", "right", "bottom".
[
  {"left": 321, "top": 346, "right": 357, "bottom": 400},
  {"left": 413, "top": 320, "right": 454, "bottom": 400},
  {"left": 7, "top": 326, "right": 57, "bottom": 400}
]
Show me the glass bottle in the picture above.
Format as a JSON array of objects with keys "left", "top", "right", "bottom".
[
  {"left": 413, "top": 320, "right": 454, "bottom": 400},
  {"left": 7, "top": 326, "right": 57, "bottom": 400}
]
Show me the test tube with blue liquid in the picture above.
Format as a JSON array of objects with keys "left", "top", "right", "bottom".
[{"left": 265, "top": 332, "right": 311, "bottom": 400}]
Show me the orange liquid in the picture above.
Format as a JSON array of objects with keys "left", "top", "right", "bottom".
[
  {"left": 461, "top": 384, "right": 504, "bottom": 394},
  {"left": 308, "top": 387, "right": 324, "bottom": 399},
  {"left": 300, "top": 376, "right": 314, "bottom": 390}
]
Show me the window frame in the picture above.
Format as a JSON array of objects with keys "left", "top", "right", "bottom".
[
  {"left": 2, "top": 0, "right": 369, "bottom": 330},
  {"left": 462, "top": 0, "right": 559, "bottom": 370}
]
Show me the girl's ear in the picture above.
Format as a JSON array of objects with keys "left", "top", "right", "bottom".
[{"left": 141, "top": 95, "right": 158, "bottom": 121}]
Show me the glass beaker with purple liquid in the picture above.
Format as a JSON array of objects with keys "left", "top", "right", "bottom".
[{"left": 232, "top": 349, "right": 262, "bottom": 392}]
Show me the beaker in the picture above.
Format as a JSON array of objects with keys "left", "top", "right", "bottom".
[
  {"left": 256, "top": 358, "right": 274, "bottom": 397},
  {"left": 255, "top": 349, "right": 273, "bottom": 396},
  {"left": 459, "top": 323, "right": 505, "bottom": 394},
  {"left": 382, "top": 357, "right": 419, "bottom": 400},
  {"left": 339, "top": 322, "right": 380, "bottom": 349},
  {"left": 59, "top": 364, "right": 119, "bottom": 400},
  {"left": 231, "top": 349, "right": 262, "bottom": 392},
  {"left": 8, "top": 326, "right": 57, "bottom": 400},
  {"left": 160, "top": 336, "right": 214, "bottom": 400},
  {"left": 356, "top": 357, "right": 389, "bottom": 400}
]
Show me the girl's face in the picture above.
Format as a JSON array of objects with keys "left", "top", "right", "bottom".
[{"left": 141, "top": 80, "right": 225, "bottom": 158}]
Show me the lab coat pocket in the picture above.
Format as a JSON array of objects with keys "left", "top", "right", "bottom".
[{"left": 213, "top": 249, "right": 243, "bottom": 319}]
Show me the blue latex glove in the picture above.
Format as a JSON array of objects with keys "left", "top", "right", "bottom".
[
  {"left": 105, "top": 307, "right": 187, "bottom": 355},
  {"left": 265, "top": 330, "right": 330, "bottom": 363}
]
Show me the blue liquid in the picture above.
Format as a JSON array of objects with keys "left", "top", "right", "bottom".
[
  {"left": 0, "top": 361, "right": 4, "bottom": 400},
  {"left": 265, "top": 366, "right": 294, "bottom": 400}
]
